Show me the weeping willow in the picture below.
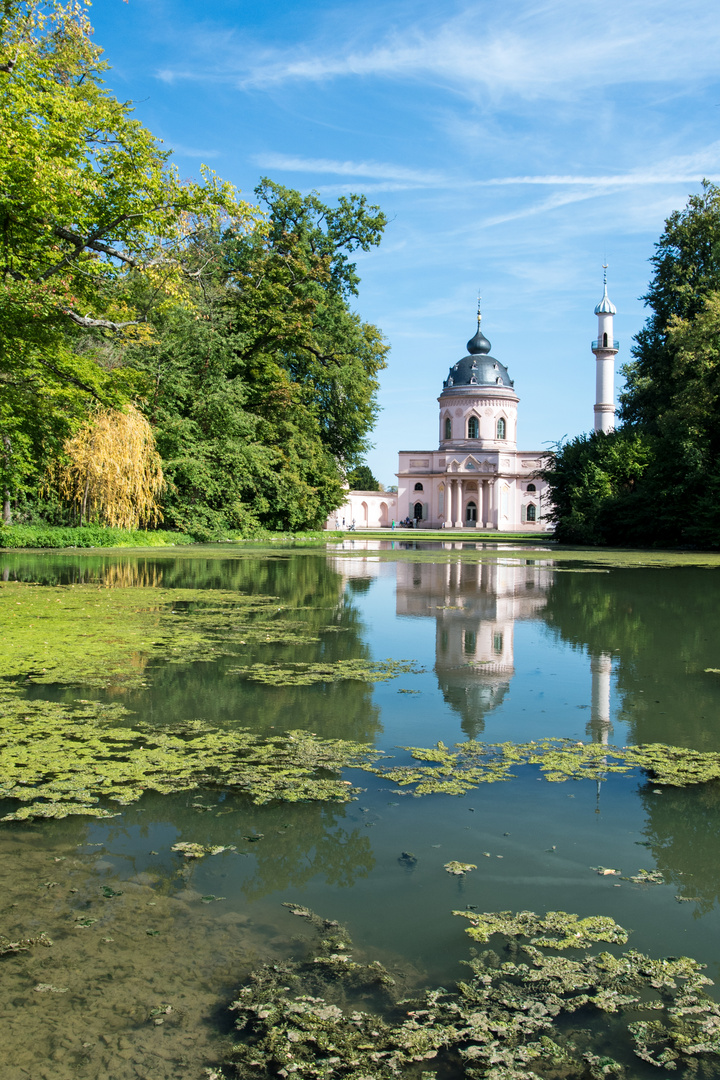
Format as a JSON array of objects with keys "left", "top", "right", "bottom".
[{"left": 58, "top": 405, "right": 164, "bottom": 529}]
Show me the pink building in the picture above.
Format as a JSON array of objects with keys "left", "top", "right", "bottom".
[{"left": 330, "top": 303, "right": 551, "bottom": 531}]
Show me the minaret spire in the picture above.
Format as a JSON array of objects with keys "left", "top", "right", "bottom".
[{"left": 591, "top": 266, "right": 617, "bottom": 433}]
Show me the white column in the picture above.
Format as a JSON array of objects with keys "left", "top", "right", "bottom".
[
  {"left": 445, "top": 480, "right": 454, "bottom": 528},
  {"left": 454, "top": 478, "right": 464, "bottom": 528},
  {"left": 482, "top": 480, "right": 492, "bottom": 528}
]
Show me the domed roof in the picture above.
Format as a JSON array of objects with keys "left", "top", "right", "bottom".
[
  {"left": 442, "top": 311, "right": 514, "bottom": 389},
  {"left": 443, "top": 354, "right": 514, "bottom": 389}
]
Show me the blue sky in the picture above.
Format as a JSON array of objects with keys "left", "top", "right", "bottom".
[{"left": 91, "top": 0, "right": 720, "bottom": 485}]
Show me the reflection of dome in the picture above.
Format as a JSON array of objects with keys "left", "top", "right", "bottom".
[{"left": 437, "top": 672, "right": 510, "bottom": 739}]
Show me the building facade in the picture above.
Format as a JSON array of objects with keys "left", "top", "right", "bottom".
[{"left": 330, "top": 279, "right": 616, "bottom": 531}]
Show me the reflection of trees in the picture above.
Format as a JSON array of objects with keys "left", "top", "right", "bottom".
[
  {"left": 542, "top": 568, "right": 720, "bottom": 750},
  {"left": 117, "top": 555, "right": 383, "bottom": 744},
  {"left": 99, "top": 794, "right": 375, "bottom": 901},
  {"left": 11, "top": 551, "right": 383, "bottom": 745},
  {"left": 637, "top": 783, "right": 720, "bottom": 915}
]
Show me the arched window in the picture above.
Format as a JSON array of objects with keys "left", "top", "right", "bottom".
[
  {"left": 527, "top": 483, "right": 536, "bottom": 492},
  {"left": 496, "top": 417, "right": 506, "bottom": 440},
  {"left": 444, "top": 416, "right": 452, "bottom": 440},
  {"left": 603, "top": 331, "right": 608, "bottom": 347},
  {"left": 466, "top": 500, "right": 477, "bottom": 523},
  {"left": 527, "top": 503, "right": 536, "bottom": 522},
  {"left": 414, "top": 482, "right": 424, "bottom": 491},
  {"left": 467, "top": 416, "right": 479, "bottom": 439}
]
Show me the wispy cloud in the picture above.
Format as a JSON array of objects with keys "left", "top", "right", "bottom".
[
  {"left": 153, "top": 1, "right": 720, "bottom": 103},
  {"left": 252, "top": 153, "right": 445, "bottom": 185},
  {"left": 252, "top": 146, "right": 720, "bottom": 197}
]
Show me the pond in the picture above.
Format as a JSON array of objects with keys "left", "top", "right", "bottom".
[{"left": 3, "top": 538, "right": 720, "bottom": 1079}]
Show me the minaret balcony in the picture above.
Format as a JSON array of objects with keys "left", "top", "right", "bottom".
[{"left": 592, "top": 339, "right": 619, "bottom": 351}]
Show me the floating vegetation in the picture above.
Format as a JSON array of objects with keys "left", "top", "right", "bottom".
[
  {"left": 171, "top": 842, "right": 237, "bottom": 859},
  {"left": 220, "top": 905, "right": 720, "bottom": 1080},
  {"left": 0, "top": 580, "right": 315, "bottom": 689},
  {"left": 444, "top": 860, "right": 477, "bottom": 876},
  {"left": 227, "top": 658, "right": 422, "bottom": 686},
  {"left": 624, "top": 869, "right": 665, "bottom": 885},
  {"left": 7, "top": 686, "right": 720, "bottom": 822},
  {"left": 0, "top": 689, "right": 381, "bottom": 821},
  {"left": 375, "top": 737, "right": 720, "bottom": 794},
  {"left": 455, "top": 909, "right": 629, "bottom": 948},
  {"left": 0, "top": 932, "right": 52, "bottom": 956}
]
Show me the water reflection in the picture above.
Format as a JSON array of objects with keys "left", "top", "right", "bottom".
[
  {"left": 543, "top": 567, "right": 720, "bottom": 750},
  {"left": 395, "top": 559, "right": 549, "bottom": 737}
]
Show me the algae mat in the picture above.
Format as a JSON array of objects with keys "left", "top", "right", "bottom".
[{"left": 0, "top": 581, "right": 313, "bottom": 689}]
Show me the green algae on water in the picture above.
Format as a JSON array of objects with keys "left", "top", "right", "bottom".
[
  {"left": 221, "top": 905, "right": 720, "bottom": 1080},
  {"left": 374, "top": 737, "right": 720, "bottom": 794},
  {"left": 0, "top": 932, "right": 53, "bottom": 955},
  {"left": 228, "top": 658, "right": 423, "bottom": 686},
  {"left": 0, "top": 690, "right": 382, "bottom": 821},
  {"left": 0, "top": 580, "right": 315, "bottom": 689},
  {"left": 5, "top": 689, "right": 720, "bottom": 822},
  {"left": 444, "top": 861, "right": 477, "bottom": 876}
]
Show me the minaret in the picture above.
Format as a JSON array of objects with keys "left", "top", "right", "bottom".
[{"left": 591, "top": 266, "right": 617, "bottom": 433}]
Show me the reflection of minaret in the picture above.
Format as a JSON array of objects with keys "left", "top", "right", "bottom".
[
  {"left": 589, "top": 652, "right": 613, "bottom": 744},
  {"left": 396, "top": 554, "right": 551, "bottom": 738},
  {"left": 589, "top": 652, "right": 613, "bottom": 810}
]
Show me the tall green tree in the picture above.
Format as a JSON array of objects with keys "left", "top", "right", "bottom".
[
  {"left": 0, "top": 0, "right": 254, "bottom": 518},
  {"left": 130, "top": 186, "right": 388, "bottom": 536},
  {"left": 620, "top": 181, "right": 720, "bottom": 430}
]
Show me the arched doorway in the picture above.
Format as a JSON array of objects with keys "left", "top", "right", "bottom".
[
  {"left": 413, "top": 501, "right": 423, "bottom": 522},
  {"left": 379, "top": 502, "right": 388, "bottom": 526},
  {"left": 466, "top": 500, "right": 477, "bottom": 523},
  {"left": 361, "top": 501, "right": 369, "bottom": 525}
]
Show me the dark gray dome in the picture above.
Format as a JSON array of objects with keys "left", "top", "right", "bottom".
[
  {"left": 443, "top": 353, "right": 514, "bottom": 389},
  {"left": 467, "top": 327, "right": 492, "bottom": 354}
]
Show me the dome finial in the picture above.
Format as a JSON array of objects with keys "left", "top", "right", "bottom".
[
  {"left": 467, "top": 293, "right": 491, "bottom": 354},
  {"left": 594, "top": 265, "right": 616, "bottom": 315}
]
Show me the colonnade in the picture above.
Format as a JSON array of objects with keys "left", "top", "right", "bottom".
[{"left": 443, "top": 477, "right": 497, "bottom": 529}]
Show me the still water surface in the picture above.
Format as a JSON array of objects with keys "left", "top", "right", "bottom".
[{"left": 2, "top": 539, "right": 720, "bottom": 1078}]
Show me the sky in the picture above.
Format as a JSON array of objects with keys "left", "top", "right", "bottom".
[{"left": 90, "top": 0, "right": 720, "bottom": 486}]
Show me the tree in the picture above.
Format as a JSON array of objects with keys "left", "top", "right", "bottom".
[
  {"left": 128, "top": 185, "right": 389, "bottom": 536},
  {"left": 0, "top": 0, "right": 255, "bottom": 518},
  {"left": 223, "top": 180, "right": 389, "bottom": 469},
  {"left": 547, "top": 184, "right": 720, "bottom": 548},
  {"left": 541, "top": 430, "right": 652, "bottom": 545},
  {"left": 620, "top": 181, "right": 720, "bottom": 431},
  {"left": 346, "top": 464, "right": 380, "bottom": 490},
  {"left": 56, "top": 405, "right": 163, "bottom": 528}
]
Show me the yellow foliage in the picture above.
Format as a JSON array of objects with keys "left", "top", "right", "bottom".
[{"left": 59, "top": 406, "right": 163, "bottom": 529}]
